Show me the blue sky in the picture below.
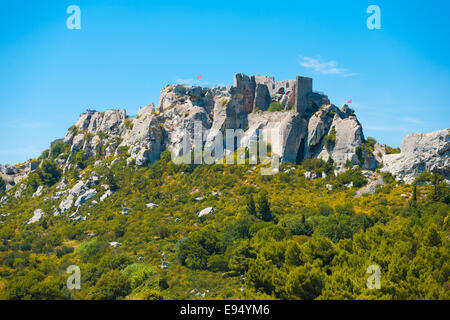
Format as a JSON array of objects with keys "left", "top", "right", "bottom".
[{"left": 1, "top": 0, "right": 449, "bottom": 164}]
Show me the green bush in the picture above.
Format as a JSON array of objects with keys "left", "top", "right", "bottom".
[
  {"left": 124, "top": 119, "right": 134, "bottom": 130},
  {"left": 337, "top": 168, "right": 367, "bottom": 188},
  {"left": 0, "top": 177, "right": 5, "bottom": 197},
  {"left": 89, "top": 270, "right": 131, "bottom": 300},
  {"left": 121, "top": 264, "right": 158, "bottom": 289},
  {"left": 324, "top": 127, "right": 336, "bottom": 150},
  {"left": 50, "top": 140, "right": 69, "bottom": 159},
  {"left": 268, "top": 102, "right": 284, "bottom": 112},
  {"left": 386, "top": 145, "right": 401, "bottom": 154},
  {"left": 28, "top": 159, "right": 62, "bottom": 191}
]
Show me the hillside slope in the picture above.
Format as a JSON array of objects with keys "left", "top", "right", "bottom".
[{"left": 0, "top": 74, "right": 449, "bottom": 300}]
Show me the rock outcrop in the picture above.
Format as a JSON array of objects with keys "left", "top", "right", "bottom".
[
  {"left": 1, "top": 160, "right": 38, "bottom": 191},
  {"left": 1, "top": 73, "right": 448, "bottom": 188},
  {"left": 381, "top": 129, "right": 450, "bottom": 184}
]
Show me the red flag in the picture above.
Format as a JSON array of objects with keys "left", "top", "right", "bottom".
[
  {"left": 347, "top": 99, "right": 352, "bottom": 104},
  {"left": 197, "top": 75, "right": 202, "bottom": 80}
]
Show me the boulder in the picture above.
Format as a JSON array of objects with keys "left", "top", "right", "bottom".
[
  {"left": 56, "top": 177, "right": 68, "bottom": 190},
  {"left": 109, "top": 241, "right": 122, "bottom": 248},
  {"left": 59, "top": 194, "right": 74, "bottom": 212},
  {"left": 355, "top": 174, "right": 385, "bottom": 197},
  {"left": 32, "top": 186, "right": 44, "bottom": 198},
  {"left": 198, "top": 207, "right": 215, "bottom": 217},
  {"left": 381, "top": 129, "right": 449, "bottom": 184},
  {"left": 70, "top": 180, "right": 86, "bottom": 196},
  {"left": 74, "top": 189, "right": 97, "bottom": 207},
  {"left": 26, "top": 209, "right": 44, "bottom": 225},
  {"left": 14, "top": 184, "right": 26, "bottom": 198},
  {"left": 100, "top": 190, "right": 112, "bottom": 202},
  {"left": 70, "top": 215, "right": 82, "bottom": 222}
]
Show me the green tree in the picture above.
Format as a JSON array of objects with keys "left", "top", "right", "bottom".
[
  {"left": 106, "top": 171, "right": 119, "bottom": 191},
  {"left": 425, "top": 226, "right": 441, "bottom": 247},
  {"left": 285, "top": 241, "right": 302, "bottom": 266},
  {"left": 39, "top": 159, "right": 62, "bottom": 186},
  {"left": 284, "top": 263, "right": 326, "bottom": 300},
  {"left": 0, "top": 177, "right": 5, "bottom": 197},
  {"left": 90, "top": 270, "right": 131, "bottom": 300},
  {"left": 256, "top": 191, "right": 274, "bottom": 222},
  {"left": 246, "top": 194, "right": 256, "bottom": 217}
]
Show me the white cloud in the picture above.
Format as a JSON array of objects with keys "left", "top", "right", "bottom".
[
  {"left": 298, "top": 55, "right": 358, "bottom": 77},
  {"left": 401, "top": 117, "right": 423, "bottom": 124}
]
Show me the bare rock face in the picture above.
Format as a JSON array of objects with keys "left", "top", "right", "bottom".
[
  {"left": 1, "top": 160, "right": 38, "bottom": 190},
  {"left": 381, "top": 129, "right": 450, "bottom": 183},
  {"left": 242, "top": 110, "right": 307, "bottom": 163},
  {"left": 61, "top": 106, "right": 164, "bottom": 167},
  {"left": 2, "top": 73, "right": 446, "bottom": 190},
  {"left": 0, "top": 74, "right": 372, "bottom": 183},
  {"left": 306, "top": 104, "right": 365, "bottom": 171}
]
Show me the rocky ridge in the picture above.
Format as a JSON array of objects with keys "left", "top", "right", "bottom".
[{"left": 1, "top": 73, "right": 449, "bottom": 195}]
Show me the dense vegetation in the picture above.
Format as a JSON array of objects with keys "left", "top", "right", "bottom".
[{"left": 0, "top": 150, "right": 448, "bottom": 300}]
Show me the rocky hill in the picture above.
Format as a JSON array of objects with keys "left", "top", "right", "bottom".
[
  {"left": 0, "top": 73, "right": 449, "bottom": 195},
  {"left": 0, "top": 74, "right": 449, "bottom": 300}
]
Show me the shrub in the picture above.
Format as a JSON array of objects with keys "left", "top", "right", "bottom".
[
  {"left": 175, "top": 229, "right": 221, "bottom": 270},
  {"left": 386, "top": 145, "right": 401, "bottom": 154},
  {"left": 268, "top": 102, "right": 284, "bottom": 112},
  {"left": 121, "top": 264, "right": 158, "bottom": 289},
  {"left": 72, "top": 149, "right": 87, "bottom": 169},
  {"left": 337, "top": 168, "right": 367, "bottom": 188},
  {"left": 324, "top": 127, "right": 336, "bottom": 150},
  {"left": 361, "top": 137, "right": 377, "bottom": 154},
  {"left": 0, "top": 177, "right": 5, "bottom": 197},
  {"left": 381, "top": 171, "right": 396, "bottom": 184},
  {"left": 50, "top": 140, "right": 69, "bottom": 159},
  {"left": 77, "top": 239, "right": 108, "bottom": 263},
  {"left": 56, "top": 246, "right": 74, "bottom": 258},
  {"left": 69, "top": 125, "right": 78, "bottom": 135},
  {"left": 255, "top": 191, "right": 274, "bottom": 222},
  {"left": 97, "top": 131, "right": 108, "bottom": 139},
  {"left": 301, "top": 158, "right": 334, "bottom": 175},
  {"left": 317, "top": 214, "right": 360, "bottom": 242},
  {"left": 124, "top": 119, "right": 134, "bottom": 130},
  {"left": 85, "top": 133, "right": 94, "bottom": 142},
  {"left": 90, "top": 270, "right": 131, "bottom": 300},
  {"left": 28, "top": 159, "right": 62, "bottom": 190},
  {"left": 280, "top": 215, "right": 313, "bottom": 236},
  {"left": 355, "top": 147, "right": 364, "bottom": 164}
]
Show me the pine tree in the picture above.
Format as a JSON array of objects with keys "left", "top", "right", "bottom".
[
  {"left": 246, "top": 194, "right": 256, "bottom": 217},
  {"left": 256, "top": 191, "right": 274, "bottom": 222}
]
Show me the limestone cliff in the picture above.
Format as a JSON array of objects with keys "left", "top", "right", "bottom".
[
  {"left": 1, "top": 74, "right": 448, "bottom": 191},
  {"left": 381, "top": 129, "right": 449, "bottom": 184}
]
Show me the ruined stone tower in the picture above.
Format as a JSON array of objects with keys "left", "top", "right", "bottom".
[{"left": 295, "top": 76, "right": 313, "bottom": 116}]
